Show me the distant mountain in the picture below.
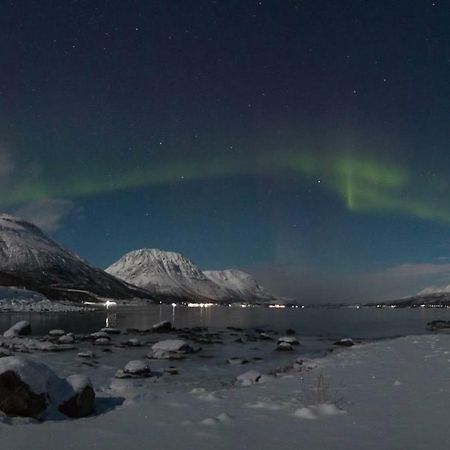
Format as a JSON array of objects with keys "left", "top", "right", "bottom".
[
  {"left": 0, "top": 214, "right": 152, "bottom": 302},
  {"left": 106, "top": 248, "right": 279, "bottom": 303},
  {"left": 379, "top": 283, "right": 450, "bottom": 308}
]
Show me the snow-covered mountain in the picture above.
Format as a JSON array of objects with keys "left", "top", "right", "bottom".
[
  {"left": 382, "top": 283, "right": 450, "bottom": 307},
  {"left": 204, "top": 269, "right": 276, "bottom": 303},
  {"left": 0, "top": 214, "right": 151, "bottom": 301},
  {"left": 106, "top": 249, "right": 225, "bottom": 301},
  {"left": 106, "top": 248, "right": 279, "bottom": 303}
]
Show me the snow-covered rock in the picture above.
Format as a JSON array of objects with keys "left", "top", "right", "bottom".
[
  {"left": 0, "top": 356, "right": 95, "bottom": 419},
  {"left": 57, "top": 334, "right": 75, "bottom": 345},
  {"left": 151, "top": 320, "right": 173, "bottom": 332},
  {"left": 77, "top": 351, "right": 95, "bottom": 359},
  {"left": 276, "top": 342, "right": 294, "bottom": 351},
  {"left": 227, "top": 357, "right": 249, "bottom": 365},
  {"left": 48, "top": 329, "right": 66, "bottom": 337},
  {"left": 115, "top": 360, "right": 152, "bottom": 378},
  {"left": 148, "top": 339, "right": 194, "bottom": 360},
  {"left": 3, "top": 320, "right": 31, "bottom": 338},
  {"left": 58, "top": 374, "right": 95, "bottom": 418},
  {"left": 278, "top": 336, "right": 300, "bottom": 345},
  {"left": 236, "top": 370, "right": 263, "bottom": 386},
  {"left": 94, "top": 337, "right": 111, "bottom": 346},
  {"left": 125, "top": 338, "right": 142, "bottom": 347},
  {"left": 89, "top": 331, "right": 110, "bottom": 340},
  {"left": 101, "top": 327, "right": 121, "bottom": 335},
  {"left": 0, "top": 336, "right": 75, "bottom": 353}
]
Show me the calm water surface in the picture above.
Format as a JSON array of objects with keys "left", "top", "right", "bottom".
[{"left": 0, "top": 305, "right": 449, "bottom": 339}]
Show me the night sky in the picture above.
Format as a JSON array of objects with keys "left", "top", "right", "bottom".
[{"left": 1, "top": 0, "right": 450, "bottom": 302}]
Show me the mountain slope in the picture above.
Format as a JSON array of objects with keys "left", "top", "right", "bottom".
[
  {"left": 204, "top": 269, "right": 277, "bottom": 303},
  {"left": 106, "top": 248, "right": 279, "bottom": 303},
  {"left": 0, "top": 214, "right": 152, "bottom": 301}
]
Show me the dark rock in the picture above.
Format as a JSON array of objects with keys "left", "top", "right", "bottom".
[
  {"left": 3, "top": 321, "right": 32, "bottom": 338},
  {"left": 286, "top": 329, "right": 296, "bottom": 336},
  {"left": 333, "top": 338, "right": 354, "bottom": 347},
  {"left": 58, "top": 376, "right": 95, "bottom": 418},
  {"left": 276, "top": 342, "right": 293, "bottom": 351},
  {"left": 0, "top": 371, "right": 47, "bottom": 418},
  {"left": 258, "top": 332, "right": 274, "bottom": 341},
  {"left": 100, "top": 327, "right": 121, "bottom": 335},
  {"left": 427, "top": 320, "right": 450, "bottom": 331},
  {"left": 125, "top": 328, "right": 141, "bottom": 334},
  {"left": 151, "top": 321, "right": 173, "bottom": 332}
]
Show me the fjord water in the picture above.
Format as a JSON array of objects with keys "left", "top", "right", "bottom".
[{"left": 0, "top": 305, "right": 449, "bottom": 339}]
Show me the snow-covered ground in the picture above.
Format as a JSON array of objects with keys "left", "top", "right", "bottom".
[
  {"left": 0, "top": 324, "right": 449, "bottom": 450},
  {"left": 0, "top": 288, "right": 93, "bottom": 312}
]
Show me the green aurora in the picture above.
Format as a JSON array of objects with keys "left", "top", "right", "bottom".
[{"left": 3, "top": 148, "right": 449, "bottom": 224}]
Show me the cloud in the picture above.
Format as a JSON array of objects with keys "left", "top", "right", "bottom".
[
  {"left": 385, "top": 263, "right": 450, "bottom": 277},
  {"left": 250, "top": 262, "right": 450, "bottom": 304},
  {"left": 12, "top": 198, "right": 76, "bottom": 232}
]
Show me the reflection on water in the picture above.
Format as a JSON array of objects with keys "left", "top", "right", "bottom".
[
  {"left": 105, "top": 312, "right": 117, "bottom": 328},
  {"left": 0, "top": 305, "right": 449, "bottom": 339}
]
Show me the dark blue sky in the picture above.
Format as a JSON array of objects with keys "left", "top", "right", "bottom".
[{"left": 1, "top": 0, "right": 450, "bottom": 302}]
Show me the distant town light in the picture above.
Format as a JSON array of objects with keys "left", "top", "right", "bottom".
[{"left": 104, "top": 300, "right": 117, "bottom": 309}]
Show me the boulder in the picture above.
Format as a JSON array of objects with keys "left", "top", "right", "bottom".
[
  {"left": 151, "top": 320, "right": 173, "bottom": 332},
  {"left": 0, "top": 356, "right": 94, "bottom": 419},
  {"left": 276, "top": 342, "right": 293, "bottom": 351},
  {"left": 227, "top": 357, "right": 249, "bottom": 365},
  {"left": 58, "top": 334, "right": 75, "bottom": 345},
  {"left": 89, "top": 331, "right": 110, "bottom": 340},
  {"left": 100, "top": 327, "right": 121, "bottom": 335},
  {"left": 77, "top": 351, "right": 95, "bottom": 359},
  {"left": 278, "top": 336, "right": 300, "bottom": 345},
  {"left": 427, "top": 320, "right": 450, "bottom": 331},
  {"left": 94, "top": 337, "right": 111, "bottom": 346},
  {"left": 258, "top": 332, "right": 274, "bottom": 341},
  {"left": 48, "top": 329, "right": 65, "bottom": 337},
  {"left": 125, "top": 338, "right": 142, "bottom": 347},
  {"left": 115, "top": 360, "right": 152, "bottom": 378},
  {"left": 3, "top": 321, "right": 32, "bottom": 338},
  {"left": 0, "top": 369, "right": 47, "bottom": 417},
  {"left": 333, "top": 338, "right": 354, "bottom": 347},
  {"left": 236, "top": 370, "right": 262, "bottom": 386},
  {"left": 58, "top": 375, "right": 95, "bottom": 418},
  {"left": 148, "top": 339, "right": 195, "bottom": 360},
  {"left": 0, "top": 349, "right": 12, "bottom": 358}
]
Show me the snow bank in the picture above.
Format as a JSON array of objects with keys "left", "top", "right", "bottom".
[{"left": 1, "top": 332, "right": 449, "bottom": 449}]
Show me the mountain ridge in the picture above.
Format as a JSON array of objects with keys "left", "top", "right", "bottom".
[
  {"left": 106, "top": 248, "right": 279, "bottom": 304},
  {"left": 0, "top": 214, "right": 153, "bottom": 302}
]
